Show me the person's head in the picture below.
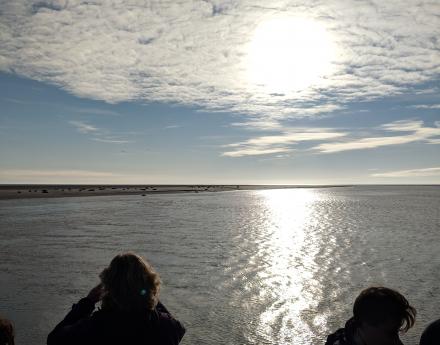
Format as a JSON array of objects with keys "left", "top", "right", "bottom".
[
  {"left": 0, "top": 316, "right": 14, "bottom": 345},
  {"left": 353, "top": 287, "right": 416, "bottom": 345},
  {"left": 99, "top": 252, "right": 161, "bottom": 312},
  {"left": 420, "top": 319, "right": 440, "bottom": 345}
]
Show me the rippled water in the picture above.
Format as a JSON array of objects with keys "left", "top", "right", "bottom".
[{"left": 0, "top": 186, "right": 439, "bottom": 344}]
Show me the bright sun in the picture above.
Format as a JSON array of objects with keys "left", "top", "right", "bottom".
[{"left": 247, "top": 17, "right": 336, "bottom": 93}]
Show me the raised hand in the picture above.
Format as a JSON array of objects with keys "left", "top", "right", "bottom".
[{"left": 86, "top": 283, "right": 104, "bottom": 304}]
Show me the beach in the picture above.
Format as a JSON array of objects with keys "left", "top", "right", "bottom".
[{"left": 0, "top": 184, "right": 351, "bottom": 200}]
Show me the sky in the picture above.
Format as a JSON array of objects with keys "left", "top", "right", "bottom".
[{"left": 0, "top": 0, "right": 439, "bottom": 184}]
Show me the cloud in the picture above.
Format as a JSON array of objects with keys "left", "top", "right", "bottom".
[
  {"left": 69, "top": 120, "right": 100, "bottom": 134},
  {"left": 91, "top": 138, "right": 132, "bottom": 144},
  {"left": 224, "top": 119, "right": 440, "bottom": 157},
  {"left": 223, "top": 129, "right": 346, "bottom": 157},
  {"left": 372, "top": 167, "right": 440, "bottom": 178},
  {"left": 223, "top": 147, "right": 293, "bottom": 157},
  {"left": 69, "top": 120, "right": 133, "bottom": 143},
  {"left": 0, "top": 1, "right": 439, "bottom": 118},
  {"left": 380, "top": 119, "right": 425, "bottom": 132},
  {"left": 408, "top": 104, "right": 440, "bottom": 110},
  {"left": 313, "top": 120, "right": 440, "bottom": 153}
]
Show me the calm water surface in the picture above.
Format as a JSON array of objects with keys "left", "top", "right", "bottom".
[{"left": 0, "top": 186, "right": 439, "bottom": 344}]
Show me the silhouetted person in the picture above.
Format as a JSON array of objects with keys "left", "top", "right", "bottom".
[
  {"left": 0, "top": 316, "right": 14, "bottom": 345},
  {"left": 47, "top": 252, "right": 185, "bottom": 345},
  {"left": 326, "top": 286, "right": 416, "bottom": 345},
  {"left": 420, "top": 319, "right": 440, "bottom": 345}
]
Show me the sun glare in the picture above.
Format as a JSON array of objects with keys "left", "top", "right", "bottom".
[
  {"left": 254, "top": 188, "right": 320, "bottom": 343},
  {"left": 247, "top": 17, "right": 336, "bottom": 93}
]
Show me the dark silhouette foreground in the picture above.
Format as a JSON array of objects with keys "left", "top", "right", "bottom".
[
  {"left": 47, "top": 253, "right": 185, "bottom": 345},
  {"left": 420, "top": 319, "right": 440, "bottom": 345},
  {"left": 326, "top": 286, "right": 416, "bottom": 345},
  {"left": 0, "top": 316, "right": 14, "bottom": 345}
]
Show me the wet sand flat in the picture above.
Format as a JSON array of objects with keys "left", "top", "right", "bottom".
[{"left": 0, "top": 184, "right": 351, "bottom": 200}]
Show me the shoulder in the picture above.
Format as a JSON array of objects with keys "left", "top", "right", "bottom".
[
  {"left": 326, "top": 328, "right": 350, "bottom": 345},
  {"left": 421, "top": 319, "right": 440, "bottom": 345},
  {"left": 156, "top": 311, "right": 186, "bottom": 343}
]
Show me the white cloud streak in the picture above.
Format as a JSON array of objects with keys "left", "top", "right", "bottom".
[
  {"left": 372, "top": 167, "right": 440, "bottom": 178},
  {"left": 69, "top": 120, "right": 100, "bottom": 134},
  {"left": 313, "top": 120, "right": 440, "bottom": 153},
  {"left": 224, "top": 119, "right": 440, "bottom": 157},
  {"left": 0, "top": 0, "right": 439, "bottom": 119},
  {"left": 223, "top": 129, "right": 346, "bottom": 157},
  {"left": 408, "top": 104, "right": 440, "bottom": 110},
  {"left": 223, "top": 147, "right": 293, "bottom": 158},
  {"left": 69, "top": 120, "right": 133, "bottom": 144}
]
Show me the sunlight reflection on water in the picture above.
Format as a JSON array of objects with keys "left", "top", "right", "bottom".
[{"left": 251, "top": 189, "right": 319, "bottom": 344}]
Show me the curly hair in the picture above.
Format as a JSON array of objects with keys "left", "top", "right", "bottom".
[
  {"left": 99, "top": 252, "right": 161, "bottom": 312},
  {"left": 353, "top": 286, "right": 416, "bottom": 333}
]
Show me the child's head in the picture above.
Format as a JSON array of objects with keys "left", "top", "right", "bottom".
[
  {"left": 99, "top": 252, "right": 161, "bottom": 312},
  {"left": 353, "top": 287, "right": 416, "bottom": 344}
]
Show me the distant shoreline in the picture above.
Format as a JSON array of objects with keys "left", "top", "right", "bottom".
[{"left": 0, "top": 184, "right": 353, "bottom": 200}]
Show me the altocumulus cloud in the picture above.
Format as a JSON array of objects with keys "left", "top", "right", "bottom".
[{"left": 0, "top": 0, "right": 439, "bottom": 119}]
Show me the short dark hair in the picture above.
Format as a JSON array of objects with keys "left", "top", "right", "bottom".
[
  {"left": 0, "top": 316, "right": 14, "bottom": 345},
  {"left": 420, "top": 319, "right": 440, "bottom": 345},
  {"left": 353, "top": 287, "right": 416, "bottom": 333}
]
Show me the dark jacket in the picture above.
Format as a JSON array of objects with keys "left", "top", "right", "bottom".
[
  {"left": 325, "top": 318, "right": 358, "bottom": 345},
  {"left": 325, "top": 318, "right": 404, "bottom": 345},
  {"left": 47, "top": 298, "right": 185, "bottom": 345}
]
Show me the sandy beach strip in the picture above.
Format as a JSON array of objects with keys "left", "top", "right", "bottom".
[{"left": 0, "top": 184, "right": 352, "bottom": 200}]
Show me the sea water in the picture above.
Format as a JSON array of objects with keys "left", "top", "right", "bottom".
[{"left": 0, "top": 186, "right": 439, "bottom": 344}]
